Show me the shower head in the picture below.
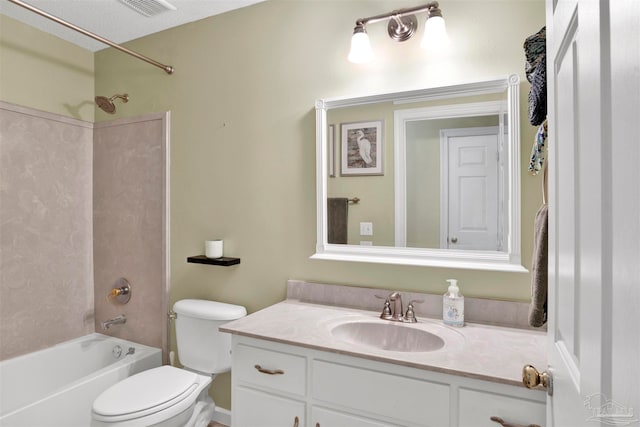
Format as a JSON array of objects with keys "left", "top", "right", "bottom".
[{"left": 95, "top": 94, "right": 129, "bottom": 114}]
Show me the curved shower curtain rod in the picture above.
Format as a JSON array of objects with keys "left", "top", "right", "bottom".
[{"left": 7, "top": 0, "right": 174, "bottom": 74}]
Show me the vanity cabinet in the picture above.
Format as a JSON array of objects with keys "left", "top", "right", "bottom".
[
  {"left": 231, "top": 336, "right": 546, "bottom": 427},
  {"left": 234, "top": 387, "right": 305, "bottom": 427}
]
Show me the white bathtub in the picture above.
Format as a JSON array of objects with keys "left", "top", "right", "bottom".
[{"left": 0, "top": 333, "right": 162, "bottom": 427}]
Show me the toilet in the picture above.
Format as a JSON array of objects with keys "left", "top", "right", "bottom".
[{"left": 91, "top": 299, "right": 247, "bottom": 427}]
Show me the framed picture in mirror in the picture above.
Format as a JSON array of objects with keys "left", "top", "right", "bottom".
[{"left": 340, "top": 120, "right": 383, "bottom": 176}]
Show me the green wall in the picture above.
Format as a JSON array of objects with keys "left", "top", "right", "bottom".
[
  {"left": 1, "top": 0, "right": 545, "bottom": 411},
  {"left": 0, "top": 15, "right": 94, "bottom": 121}
]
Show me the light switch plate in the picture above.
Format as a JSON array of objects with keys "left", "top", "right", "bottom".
[{"left": 360, "top": 222, "right": 373, "bottom": 236}]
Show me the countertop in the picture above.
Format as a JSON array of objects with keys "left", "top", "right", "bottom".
[{"left": 220, "top": 299, "right": 547, "bottom": 388}]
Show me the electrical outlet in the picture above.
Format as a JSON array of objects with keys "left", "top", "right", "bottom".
[{"left": 360, "top": 222, "right": 373, "bottom": 236}]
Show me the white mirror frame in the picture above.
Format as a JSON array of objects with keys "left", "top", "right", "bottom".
[{"left": 312, "top": 75, "right": 527, "bottom": 272}]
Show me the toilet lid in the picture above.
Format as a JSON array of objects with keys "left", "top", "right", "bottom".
[
  {"left": 173, "top": 299, "right": 247, "bottom": 320},
  {"left": 93, "top": 366, "right": 198, "bottom": 418}
]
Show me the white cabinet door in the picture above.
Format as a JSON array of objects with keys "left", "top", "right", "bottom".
[
  {"left": 312, "top": 406, "right": 403, "bottom": 427},
  {"left": 458, "top": 387, "right": 545, "bottom": 427},
  {"left": 234, "top": 386, "right": 305, "bottom": 427}
]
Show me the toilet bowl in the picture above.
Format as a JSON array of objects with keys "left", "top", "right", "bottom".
[{"left": 91, "top": 300, "right": 246, "bottom": 427}]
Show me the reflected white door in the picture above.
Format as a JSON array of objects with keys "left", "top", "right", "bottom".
[
  {"left": 441, "top": 127, "right": 501, "bottom": 250},
  {"left": 546, "top": 1, "right": 639, "bottom": 426}
]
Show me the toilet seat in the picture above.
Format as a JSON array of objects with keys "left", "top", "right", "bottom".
[{"left": 93, "top": 366, "right": 211, "bottom": 424}]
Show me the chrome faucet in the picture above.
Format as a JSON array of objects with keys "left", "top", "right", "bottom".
[
  {"left": 376, "top": 293, "right": 423, "bottom": 323},
  {"left": 389, "top": 292, "right": 404, "bottom": 321},
  {"left": 101, "top": 314, "right": 126, "bottom": 330}
]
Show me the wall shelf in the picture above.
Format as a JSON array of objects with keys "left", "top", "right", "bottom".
[{"left": 187, "top": 255, "right": 241, "bottom": 266}]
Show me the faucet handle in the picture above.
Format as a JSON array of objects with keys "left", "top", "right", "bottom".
[
  {"left": 404, "top": 300, "right": 424, "bottom": 323},
  {"left": 375, "top": 294, "right": 393, "bottom": 320}
]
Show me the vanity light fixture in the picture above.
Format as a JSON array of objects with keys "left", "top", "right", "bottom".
[{"left": 348, "top": 1, "right": 449, "bottom": 64}]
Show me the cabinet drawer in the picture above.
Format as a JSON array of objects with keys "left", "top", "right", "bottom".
[
  {"left": 312, "top": 406, "right": 403, "bottom": 427},
  {"left": 234, "top": 343, "right": 306, "bottom": 396},
  {"left": 458, "top": 388, "right": 545, "bottom": 427},
  {"left": 234, "top": 386, "right": 305, "bottom": 427},
  {"left": 312, "top": 359, "right": 450, "bottom": 426}
]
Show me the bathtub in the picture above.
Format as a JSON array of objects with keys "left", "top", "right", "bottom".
[{"left": 0, "top": 333, "right": 162, "bottom": 427}]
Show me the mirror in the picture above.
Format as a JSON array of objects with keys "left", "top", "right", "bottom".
[{"left": 313, "top": 75, "right": 526, "bottom": 271}]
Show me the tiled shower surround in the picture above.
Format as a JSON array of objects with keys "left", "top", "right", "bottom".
[
  {"left": 0, "top": 102, "right": 167, "bottom": 360},
  {"left": 0, "top": 103, "right": 93, "bottom": 360},
  {"left": 93, "top": 115, "right": 167, "bottom": 353}
]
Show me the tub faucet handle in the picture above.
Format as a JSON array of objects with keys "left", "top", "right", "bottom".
[{"left": 107, "top": 278, "right": 131, "bottom": 304}]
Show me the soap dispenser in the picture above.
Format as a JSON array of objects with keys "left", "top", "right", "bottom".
[{"left": 443, "top": 279, "right": 464, "bottom": 327}]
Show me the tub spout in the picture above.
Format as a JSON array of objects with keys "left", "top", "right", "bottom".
[{"left": 101, "top": 314, "right": 126, "bottom": 330}]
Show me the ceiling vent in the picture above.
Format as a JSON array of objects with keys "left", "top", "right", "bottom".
[{"left": 119, "top": 0, "right": 177, "bottom": 17}]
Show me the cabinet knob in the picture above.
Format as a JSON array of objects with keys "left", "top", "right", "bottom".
[
  {"left": 254, "top": 364, "right": 284, "bottom": 375},
  {"left": 451, "top": 236, "right": 458, "bottom": 243},
  {"left": 522, "top": 364, "right": 553, "bottom": 395}
]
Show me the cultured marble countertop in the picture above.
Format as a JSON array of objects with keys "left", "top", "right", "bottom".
[{"left": 220, "top": 299, "right": 547, "bottom": 388}]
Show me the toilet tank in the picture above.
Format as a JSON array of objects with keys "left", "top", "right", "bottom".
[{"left": 173, "top": 299, "right": 246, "bottom": 375}]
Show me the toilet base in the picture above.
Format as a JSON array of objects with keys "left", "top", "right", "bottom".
[
  {"left": 146, "top": 395, "right": 214, "bottom": 427},
  {"left": 184, "top": 396, "right": 215, "bottom": 427}
]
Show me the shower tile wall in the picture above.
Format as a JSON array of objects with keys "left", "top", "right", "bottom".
[
  {"left": 0, "top": 104, "right": 167, "bottom": 360},
  {"left": 0, "top": 102, "right": 94, "bottom": 360},
  {"left": 93, "top": 115, "right": 166, "bottom": 352}
]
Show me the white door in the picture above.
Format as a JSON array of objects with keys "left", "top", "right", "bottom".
[
  {"left": 545, "top": 1, "right": 640, "bottom": 426},
  {"left": 442, "top": 127, "right": 501, "bottom": 250}
]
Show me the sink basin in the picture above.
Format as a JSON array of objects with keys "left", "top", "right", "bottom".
[{"left": 331, "top": 321, "right": 445, "bottom": 352}]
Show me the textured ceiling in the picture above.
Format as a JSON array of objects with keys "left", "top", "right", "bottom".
[{"left": 0, "top": 0, "right": 266, "bottom": 52}]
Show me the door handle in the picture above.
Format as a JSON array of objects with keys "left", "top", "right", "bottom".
[{"left": 522, "top": 364, "right": 553, "bottom": 395}]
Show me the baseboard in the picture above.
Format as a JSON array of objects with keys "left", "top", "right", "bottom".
[{"left": 212, "top": 407, "right": 231, "bottom": 426}]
